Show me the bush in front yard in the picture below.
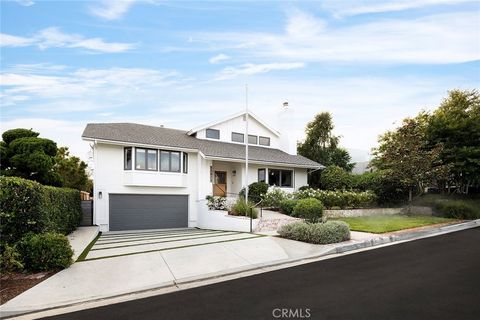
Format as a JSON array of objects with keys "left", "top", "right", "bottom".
[
  {"left": 229, "top": 198, "right": 258, "bottom": 219},
  {"left": 278, "top": 221, "right": 350, "bottom": 244},
  {"left": 18, "top": 233, "right": 73, "bottom": 271},
  {"left": 262, "top": 187, "right": 289, "bottom": 210},
  {"left": 0, "top": 244, "right": 24, "bottom": 273},
  {"left": 279, "top": 199, "right": 298, "bottom": 216},
  {"left": 206, "top": 195, "right": 228, "bottom": 210},
  {"left": 239, "top": 182, "right": 269, "bottom": 203},
  {"left": 292, "top": 198, "right": 323, "bottom": 223},
  {"left": 434, "top": 200, "right": 480, "bottom": 220},
  {"left": 0, "top": 177, "right": 82, "bottom": 244}
]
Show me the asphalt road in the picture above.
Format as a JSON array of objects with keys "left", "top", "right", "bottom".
[{"left": 45, "top": 228, "right": 480, "bottom": 320}]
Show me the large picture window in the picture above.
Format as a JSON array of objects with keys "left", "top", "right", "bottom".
[
  {"left": 136, "top": 148, "right": 157, "bottom": 171},
  {"left": 160, "top": 150, "right": 181, "bottom": 172},
  {"left": 268, "top": 169, "right": 293, "bottom": 187},
  {"left": 124, "top": 147, "right": 132, "bottom": 170},
  {"left": 206, "top": 128, "right": 220, "bottom": 139}
]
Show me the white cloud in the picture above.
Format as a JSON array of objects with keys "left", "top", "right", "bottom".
[
  {"left": 194, "top": 10, "right": 480, "bottom": 64},
  {"left": 215, "top": 62, "right": 305, "bottom": 80},
  {"left": 0, "top": 33, "right": 35, "bottom": 47},
  {"left": 15, "top": 0, "right": 35, "bottom": 6},
  {"left": 89, "top": 0, "right": 136, "bottom": 20},
  {"left": 1, "top": 27, "right": 135, "bottom": 53},
  {"left": 321, "top": 0, "right": 473, "bottom": 17},
  {"left": 209, "top": 53, "right": 230, "bottom": 64}
]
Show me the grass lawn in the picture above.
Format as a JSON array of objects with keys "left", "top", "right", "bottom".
[{"left": 333, "top": 215, "right": 455, "bottom": 233}]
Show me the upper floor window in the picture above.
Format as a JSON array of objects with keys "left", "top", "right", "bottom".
[
  {"left": 232, "top": 132, "right": 244, "bottom": 143},
  {"left": 259, "top": 136, "right": 270, "bottom": 146},
  {"left": 183, "top": 152, "right": 188, "bottom": 173},
  {"left": 124, "top": 147, "right": 132, "bottom": 170},
  {"left": 160, "top": 150, "right": 181, "bottom": 172},
  {"left": 268, "top": 169, "right": 293, "bottom": 187},
  {"left": 206, "top": 128, "right": 220, "bottom": 139},
  {"left": 136, "top": 148, "right": 158, "bottom": 171},
  {"left": 248, "top": 135, "right": 258, "bottom": 145}
]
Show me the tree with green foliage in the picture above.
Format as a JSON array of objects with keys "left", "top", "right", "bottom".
[
  {"left": 372, "top": 113, "right": 447, "bottom": 201},
  {"left": 1, "top": 129, "right": 60, "bottom": 186},
  {"left": 54, "top": 147, "right": 91, "bottom": 192},
  {"left": 320, "top": 165, "right": 352, "bottom": 190},
  {"left": 297, "top": 112, "right": 354, "bottom": 187},
  {"left": 426, "top": 89, "right": 480, "bottom": 194}
]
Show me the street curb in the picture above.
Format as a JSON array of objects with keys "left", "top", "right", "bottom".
[{"left": 3, "top": 220, "right": 479, "bottom": 319}]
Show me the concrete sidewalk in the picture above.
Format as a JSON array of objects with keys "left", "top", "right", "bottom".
[{"left": 1, "top": 220, "right": 478, "bottom": 318}]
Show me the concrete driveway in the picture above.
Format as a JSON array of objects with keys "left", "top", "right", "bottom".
[{"left": 1, "top": 228, "right": 339, "bottom": 316}]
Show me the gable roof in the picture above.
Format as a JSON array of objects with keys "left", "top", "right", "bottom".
[
  {"left": 186, "top": 111, "right": 281, "bottom": 137},
  {"left": 82, "top": 123, "right": 322, "bottom": 168}
]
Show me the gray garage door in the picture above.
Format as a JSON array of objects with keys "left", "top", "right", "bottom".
[{"left": 109, "top": 194, "right": 188, "bottom": 231}]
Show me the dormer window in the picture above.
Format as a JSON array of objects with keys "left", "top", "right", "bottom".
[
  {"left": 259, "top": 136, "right": 270, "bottom": 146},
  {"left": 206, "top": 128, "right": 220, "bottom": 139}
]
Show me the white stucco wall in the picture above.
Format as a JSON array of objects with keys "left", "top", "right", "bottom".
[
  {"left": 93, "top": 143, "right": 199, "bottom": 231},
  {"left": 196, "top": 115, "right": 281, "bottom": 150}
]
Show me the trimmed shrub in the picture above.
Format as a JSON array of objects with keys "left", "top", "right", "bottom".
[
  {"left": 292, "top": 198, "right": 323, "bottom": 223},
  {"left": 206, "top": 196, "right": 227, "bottom": 210},
  {"left": 18, "top": 233, "right": 73, "bottom": 271},
  {"left": 279, "top": 199, "right": 298, "bottom": 216},
  {"left": 239, "top": 182, "right": 269, "bottom": 203},
  {"left": 0, "top": 244, "right": 24, "bottom": 273},
  {"left": 351, "top": 170, "right": 408, "bottom": 205},
  {"left": 434, "top": 200, "right": 479, "bottom": 220},
  {"left": 262, "top": 187, "right": 289, "bottom": 209},
  {"left": 278, "top": 221, "right": 350, "bottom": 244},
  {"left": 229, "top": 199, "right": 258, "bottom": 219},
  {"left": 320, "top": 165, "right": 352, "bottom": 190},
  {"left": 294, "top": 188, "right": 376, "bottom": 209},
  {"left": 0, "top": 177, "right": 82, "bottom": 244}
]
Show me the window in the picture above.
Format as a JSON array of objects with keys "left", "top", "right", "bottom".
[
  {"left": 124, "top": 147, "right": 132, "bottom": 170},
  {"left": 268, "top": 169, "right": 293, "bottom": 187},
  {"left": 183, "top": 153, "right": 188, "bottom": 173},
  {"left": 206, "top": 129, "right": 220, "bottom": 139},
  {"left": 258, "top": 168, "right": 266, "bottom": 182},
  {"left": 136, "top": 148, "right": 157, "bottom": 171},
  {"left": 248, "top": 135, "right": 258, "bottom": 144},
  {"left": 160, "top": 150, "right": 181, "bottom": 172},
  {"left": 259, "top": 136, "right": 270, "bottom": 146},
  {"left": 232, "top": 132, "right": 244, "bottom": 143}
]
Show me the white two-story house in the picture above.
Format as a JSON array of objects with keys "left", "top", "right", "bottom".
[{"left": 82, "top": 109, "right": 322, "bottom": 232}]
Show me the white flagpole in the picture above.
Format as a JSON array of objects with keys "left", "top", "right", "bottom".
[{"left": 245, "top": 84, "right": 249, "bottom": 205}]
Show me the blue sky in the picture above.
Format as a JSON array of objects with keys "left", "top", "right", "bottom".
[{"left": 1, "top": 0, "right": 479, "bottom": 162}]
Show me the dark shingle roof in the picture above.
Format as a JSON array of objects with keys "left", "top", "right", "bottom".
[{"left": 82, "top": 123, "right": 322, "bottom": 168}]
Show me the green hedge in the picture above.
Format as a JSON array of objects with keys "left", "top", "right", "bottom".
[
  {"left": 434, "top": 200, "right": 480, "bottom": 220},
  {"left": 294, "top": 188, "right": 377, "bottom": 209},
  {"left": 278, "top": 221, "right": 351, "bottom": 244},
  {"left": 18, "top": 233, "right": 73, "bottom": 271},
  {"left": 292, "top": 198, "right": 323, "bottom": 223},
  {"left": 279, "top": 199, "right": 298, "bottom": 216},
  {"left": 0, "top": 177, "right": 81, "bottom": 244}
]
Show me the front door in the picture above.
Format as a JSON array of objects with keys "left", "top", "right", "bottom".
[{"left": 213, "top": 171, "right": 227, "bottom": 197}]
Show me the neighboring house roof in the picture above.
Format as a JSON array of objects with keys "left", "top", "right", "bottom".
[
  {"left": 186, "top": 111, "right": 281, "bottom": 137},
  {"left": 82, "top": 123, "right": 322, "bottom": 168}
]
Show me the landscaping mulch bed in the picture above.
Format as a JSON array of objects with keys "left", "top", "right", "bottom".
[{"left": 0, "top": 271, "right": 55, "bottom": 305}]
